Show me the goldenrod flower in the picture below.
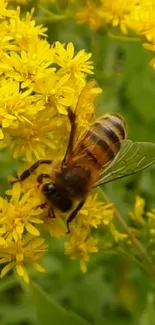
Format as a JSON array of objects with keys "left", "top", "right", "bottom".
[
  {"left": 53, "top": 42, "right": 94, "bottom": 79},
  {"left": 0, "top": 190, "right": 43, "bottom": 243},
  {"left": 147, "top": 209, "right": 155, "bottom": 222},
  {"left": 0, "top": 2, "right": 97, "bottom": 162},
  {"left": 64, "top": 228, "right": 98, "bottom": 273},
  {"left": 129, "top": 196, "right": 145, "bottom": 226},
  {"left": 0, "top": 79, "right": 45, "bottom": 139},
  {"left": 9, "top": 7, "right": 47, "bottom": 50},
  {"left": 100, "top": 0, "right": 136, "bottom": 34},
  {"left": 78, "top": 193, "right": 114, "bottom": 228},
  {"left": 1, "top": 41, "right": 54, "bottom": 88},
  {"left": 110, "top": 224, "right": 128, "bottom": 243},
  {"left": 0, "top": 235, "right": 47, "bottom": 283},
  {"left": 33, "top": 71, "right": 75, "bottom": 115},
  {"left": 8, "top": 113, "right": 57, "bottom": 161},
  {"left": 127, "top": 2, "right": 155, "bottom": 43},
  {"left": 0, "top": 0, "right": 16, "bottom": 18},
  {"left": 76, "top": 2, "right": 103, "bottom": 31}
]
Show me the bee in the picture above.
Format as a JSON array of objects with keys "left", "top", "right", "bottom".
[{"left": 11, "top": 81, "right": 155, "bottom": 233}]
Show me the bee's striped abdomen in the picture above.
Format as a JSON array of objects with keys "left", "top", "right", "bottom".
[{"left": 80, "top": 114, "right": 127, "bottom": 167}]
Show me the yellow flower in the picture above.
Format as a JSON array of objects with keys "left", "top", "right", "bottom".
[
  {"left": 8, "top": 111, "right": 58, "bottom": 162},
  {"left": 44, "top": 213, "right": 66, "bottom": 239},
  {"left": 147, "top": 209, "right": 155, "bottom": 221},
  {"left": 53, "top": 42, "right": 94, "bottom": 79},
  {"left": 110, "top": 224, "right": 128, "bottom": 242},
  {"left": 1, "top": 40, "right": 54, "bottom": 88},
  {"left": 127, "top": 2, "right": 155, "bottom": 44},
  {"left": 0, "top": 23, "right": 17, "bottom": 59},
  {"left": 129, "top": 196, "right": 145, "bottom": 226},
  {"left": 9, "top": 7, "right": 47, "bottom": 50},
  {"left": 0, "top": 78, "right": 46, "bottom": 140},
  {"left": 0, "top": 189, "right": 43, "bottom": 243},
  {"left": 0, "top": 0, "right": 16, "bottom": 18},
  {"left": 34, "top": 71, "right": 75, "bottom": 115},
  {"left": 76, "top": 2, "right": 103, "bottom": 31},
  {"left": 100, "top": 0, "right": 137, "bottom": 34},
  {"left": 0, "top": 235, "right": 47, "bottom": 283},
  {"left": 78, "top": 193, "right": 114, "bottom": 229},
  {"left": 64, "top": 228, "right": 98, "bottom": 273}
]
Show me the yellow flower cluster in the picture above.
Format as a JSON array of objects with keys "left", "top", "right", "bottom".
[
  {"left": 84, "top": 0, "right": 155, "bottom": 68},
  {"left": 0, "top": 2, "right": 96, "bottom": 162},
  {"left": 75, "top": 0, "right": 136, "bottom": 33},
  {"left": 40, "top": 0, "right": 155, "bottom": 69},
  {"left": 0, "top": 0, "right": 115, "bottom": 283}
]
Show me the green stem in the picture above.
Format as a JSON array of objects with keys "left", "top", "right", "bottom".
[
  {"left": 37, "top": 5, "right": 67, "bottom": 22},
  {"left": 0, "top": 276, "right": 18, "bottom": 292},
  {"left": 98, "top": 188, "right": 155, "bottom": 278},
  {"left": 108, "top": 32, "right": 141, "bottom": 43}
]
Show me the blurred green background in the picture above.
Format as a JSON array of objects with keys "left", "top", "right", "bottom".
[{"left": 1, "top": 3, "right": 155, "bottom": 325}]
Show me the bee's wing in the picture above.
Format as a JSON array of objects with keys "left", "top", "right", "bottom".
[
  {"left": 95, "top": 140, "right": 155, "bottom": 186},
  {"left": 73, "top": 80, "right": 99, "bottom": 143},
  {"left": 63, "top": 80, "right": 101, "bottom": 163}
]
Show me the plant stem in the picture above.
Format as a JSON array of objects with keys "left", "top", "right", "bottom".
[
  {"left": 108, "top": 32, "right": 141, "bottom": 42},
  {"left": 98, "top": 188, "right": 155, "bottom": 278}
]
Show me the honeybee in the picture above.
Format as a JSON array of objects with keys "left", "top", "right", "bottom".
[{"left": 11, "top": 81, "right": 155, "bottom": 233}]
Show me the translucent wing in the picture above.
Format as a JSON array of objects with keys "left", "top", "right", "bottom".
[
  {"left": 95, "top": 140, "right": 155, "bottom": 186},
  {"left": 63, "top": 80, "right": 101, "bottom": 163},
  {"left": 73, "top": 79, "right": 100, "bottom": 143}
]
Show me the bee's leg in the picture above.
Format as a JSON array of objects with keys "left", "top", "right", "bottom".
[
  {"left": 36, "top": 203, "right": 55, "bottom": 220},
  {"left": 10, "top": 159, "right": 52, "bottom": 184},
  {"left": 62, "top": 107, "right": 76, "bottom": 166},
  {"left": 36, "top": 202, "right": 47, "bottom": 209},
  {"left": 48, "top": 208, "right": 56, "bottom": 219},
  {"left": 66, "top": 200, "right": 85, "bottom": 234},
  {"left": 37, "top": 173, "right": 51, "bottom": 186}
]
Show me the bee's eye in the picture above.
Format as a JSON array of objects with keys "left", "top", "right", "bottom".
[{"left": 42, "top": 183, "right": 56, "bottom": 194}]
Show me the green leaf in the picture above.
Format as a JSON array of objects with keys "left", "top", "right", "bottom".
[
  {"left": 138, "top": 293, "right": 155, "bottom": 325},
  {"left": 29, "top": 281, "right": 92, "bottom": 325}
]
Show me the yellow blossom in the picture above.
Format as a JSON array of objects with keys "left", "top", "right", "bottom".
[
  {"left": 110, "top": 224, "right": 128, "bottom": 242},
  {"left": 147, "top": 209, "right": 155, "bottom": 222},
  {"left": 1, "top": 41, "right": 54, "bottom": 88},
  {"left": 44, "top": 213, "right": 66, "bottom": 239},
  {"left": 78, "top": 193, "right": 114, "bottom": 229},
  {"left": 0, "top": 78, "right": 46, "bottom": 139},
  {"left": 0, "top": 235, "right": 47, "bottom": 283},
  {"left": 33, "top": 71, "right": 75, "bottom": 115},
  {"left": 0, "top": 0, "right": 16, "bottom": 18},
  {"left": 100, "top": 0, "right": 137, "bottom": 34},
  {"left": 8, "top": 111, "right": 58, "bottom": 162},
  {"left": 9, "top": 7, "right": 47, "bottom": 50},
  {"left": 64, "top": 228, "right": 98, "bottom": 273},
  {"left": 0, "top": 190, "right": 43, "bottom": 243},
  {"left": 127, "top": 2, "right": 155, "bottom": 44},
  {"left": 129, "top": 196, "right": 145, "bottom": 226},
  {"left": 76, "top": 2, "right": 103, "bottom": 31},
  {"left": 53, "top": 41, "right": 94, "bottom": 79}
]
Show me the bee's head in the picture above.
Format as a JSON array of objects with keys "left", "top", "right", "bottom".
[{"left": 41, "top": 182, "right": 73, "bottom": 213}]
